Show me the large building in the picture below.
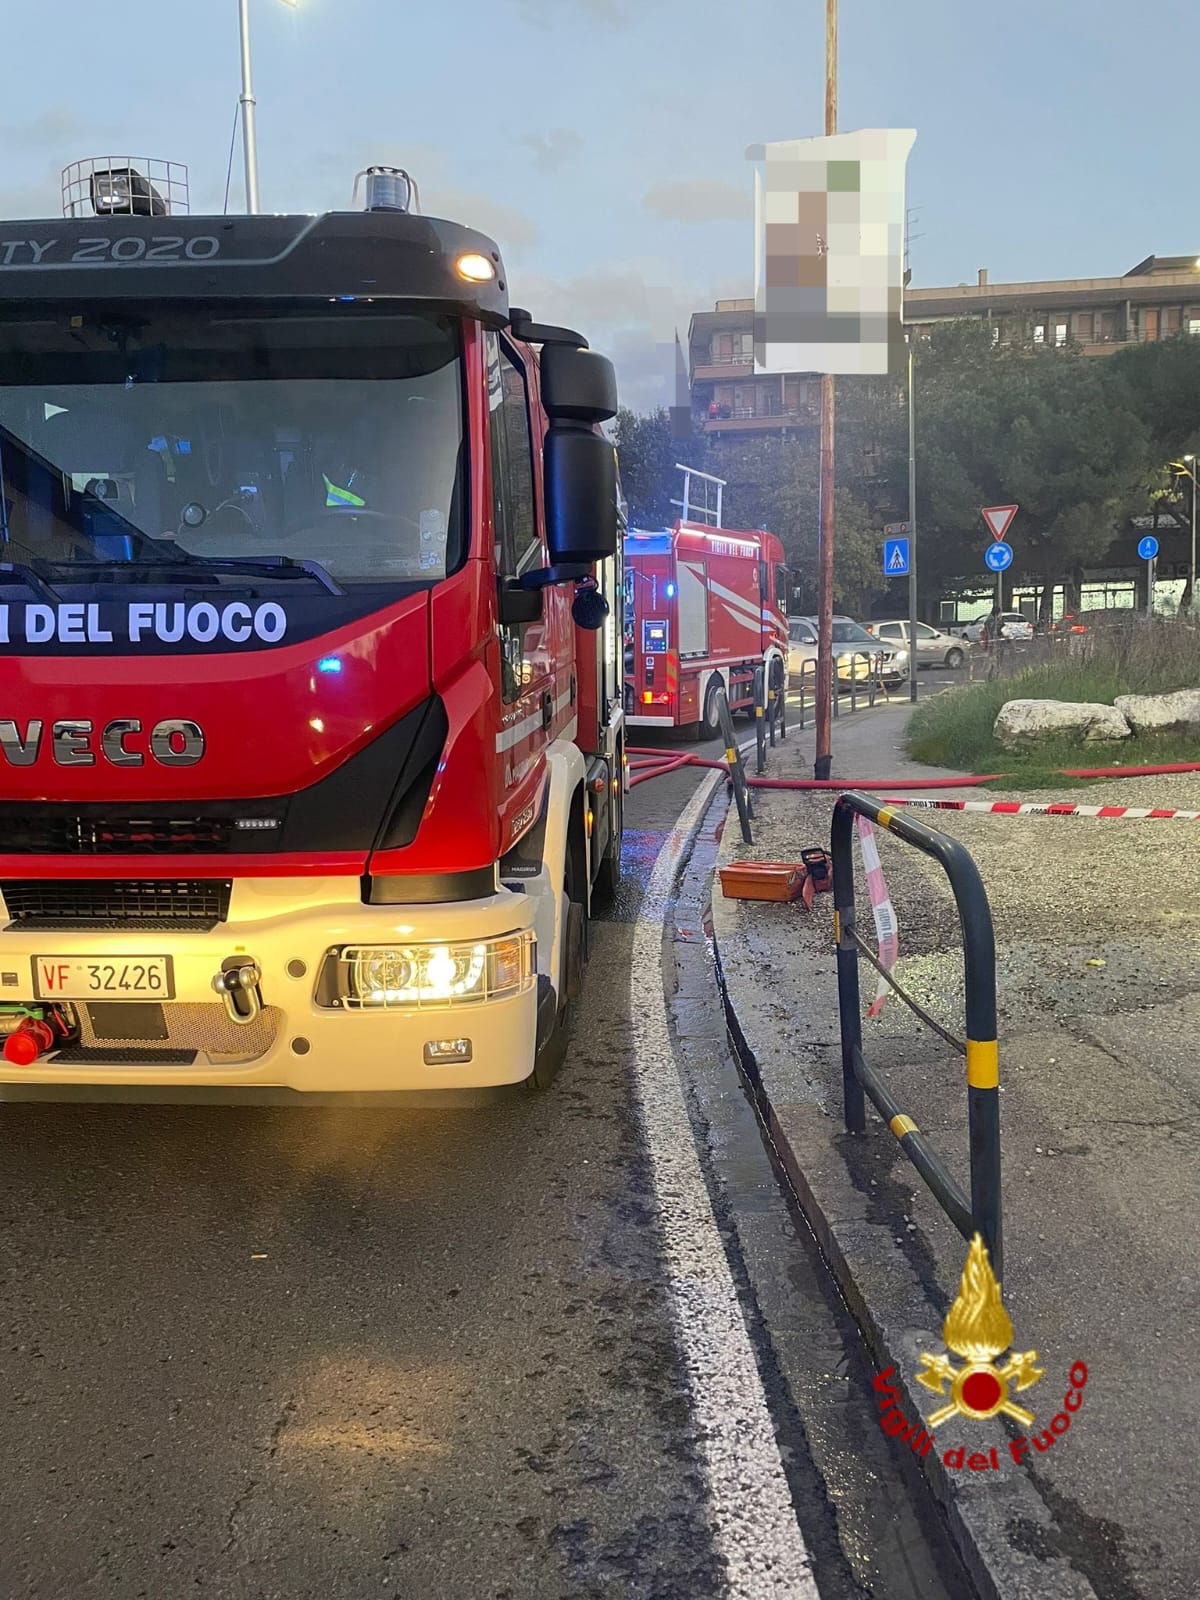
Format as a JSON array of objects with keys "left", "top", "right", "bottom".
[{"left": 687, "top": 255, "right": 1200, "bottom": 440}]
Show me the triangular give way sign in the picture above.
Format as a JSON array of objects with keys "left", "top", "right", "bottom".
[{"left": 982, "top": 504, "right": 1018, "bottom": 541}]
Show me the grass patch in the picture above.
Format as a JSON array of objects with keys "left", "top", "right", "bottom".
[{"left": 906, "top": 621, "right": 1200, "bottom": 786}]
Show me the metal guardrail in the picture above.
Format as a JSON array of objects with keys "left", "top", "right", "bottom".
[
  {"left": 791, "top": 652, "right": 891, "bottom": 728},
  {"left": 714, "top": 686, "right": 753, "bottom": 844},
  {"left": 752, "top": 661, "right": 787, "bottom": 775},
  {"left": 831, "top": 791, "right": 1003, "bottom": 1279}
]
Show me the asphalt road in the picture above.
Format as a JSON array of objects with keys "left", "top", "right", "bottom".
[{"left": 0, "top": 697, "right": 974, "bottom": 1600}]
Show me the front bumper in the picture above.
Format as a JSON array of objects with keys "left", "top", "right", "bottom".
[{"left": 0, "top": 879, "right": 539, "bottom": 1098}]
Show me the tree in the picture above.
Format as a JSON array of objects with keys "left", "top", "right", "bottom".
[
  {"left": 612, "top": 407, "right": 705, "bottom": 528},
  {"left": 899, "top": 328, "right": 1152, "bottom": 616}
]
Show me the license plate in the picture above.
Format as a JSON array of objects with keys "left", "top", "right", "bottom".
[{"left": 33, "top": 956, "right": 174, "bottom": 1002}]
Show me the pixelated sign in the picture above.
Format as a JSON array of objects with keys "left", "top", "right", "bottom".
[{"left": 745, "top": 129, "right": 916, "bottom": 376}]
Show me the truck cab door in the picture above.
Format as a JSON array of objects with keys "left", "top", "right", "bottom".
[{"left": 487, "top": 334, "right": 554, "bottom": 787}]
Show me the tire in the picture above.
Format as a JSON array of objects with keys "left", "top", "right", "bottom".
[
  {"left": 699, "top": 677, "right": 724, "bottom": 740},
  {"left": 526, "top": 825, "right": 586, "bottom": 1092},
  {"left": 592, "top": 772, "right": 623, "bottom": 907},
  {"left": 945, "top": 647, "right": 965, "bottom": 669}
]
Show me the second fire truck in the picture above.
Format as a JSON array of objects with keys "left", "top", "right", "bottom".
[{"left": 623, "top": 521, "right": 789, "bottom": 737}]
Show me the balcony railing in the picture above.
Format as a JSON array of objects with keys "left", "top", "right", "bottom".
[{"left": 697, "top": 406, "right": 818, "bottom": 426}]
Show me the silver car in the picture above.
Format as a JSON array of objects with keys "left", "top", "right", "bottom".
[
  {"left": 788, "top": 615, "right": 907, "bottom": 688},
  {"left": 957, "top": 612, "right": 1033, "bottom": 644},
  {"left": 865, "top": 619, "right": 970, "bottom": 669}
]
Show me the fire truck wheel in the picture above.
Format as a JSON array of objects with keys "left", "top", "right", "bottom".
[{"left": 699, "top": 678, "right": 724, "bottom": 740}]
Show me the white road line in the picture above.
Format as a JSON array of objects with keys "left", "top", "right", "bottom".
[{"left": 628, "top": 775, "right": 820, "bottom": 1599}]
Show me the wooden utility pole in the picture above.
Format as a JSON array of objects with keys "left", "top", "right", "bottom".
[{"left": 814, "top": 0, "right": 837, "bottom": 778}]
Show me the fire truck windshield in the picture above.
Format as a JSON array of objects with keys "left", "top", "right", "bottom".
[{"left": 0, "top": 305, "right": 464, "bottom": 587}]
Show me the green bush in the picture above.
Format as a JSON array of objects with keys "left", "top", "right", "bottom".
[{"left": 907, "top": 621, "right": 1200, "bottom": 782}]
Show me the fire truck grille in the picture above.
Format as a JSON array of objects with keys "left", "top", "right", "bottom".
[
  {"left": 0, "top": 879, "right": 232, "bottom": 930},
  {"left": 75, "top": 1002, "right": 281, "bottom": 1063},
  {"left": 0, "top": 810, "right": 281, "bottom": 855}
]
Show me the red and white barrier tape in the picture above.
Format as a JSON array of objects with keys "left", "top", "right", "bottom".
[
  {"left": 856, "top": 815, "right": 898, "bottom": 1018},
  {"left": 880, "top": 798, "right": 1200, "bottom": 821}
]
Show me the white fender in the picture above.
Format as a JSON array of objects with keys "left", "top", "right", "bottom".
[{"left": 520, "top": 741, "right": 587, "bottom": 1000}]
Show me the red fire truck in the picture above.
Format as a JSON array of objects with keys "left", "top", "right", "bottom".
[
  {"left": 623, "top": 521, "right": 789, "bottom": 737},
  {"left": 0, "top": 160, "right": 626, "bottom": 1099}
]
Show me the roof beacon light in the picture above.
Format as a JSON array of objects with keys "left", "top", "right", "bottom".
[{"left": 353, "top": 166, "right": 418, "bottom": 214}]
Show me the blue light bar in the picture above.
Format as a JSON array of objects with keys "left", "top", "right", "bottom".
[{"left": 317, "top": 656, "right": 343, "bottom": 673}]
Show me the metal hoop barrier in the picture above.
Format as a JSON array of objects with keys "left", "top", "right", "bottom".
[
  {"left": 753, "top": 665, "right": 768, "bottom": 775},
  {"left": 767, "top": 655, "right": 787, "bottom": 748},
  {"left": 831, "top": 791, "right": 1003, "bottom": 1280},
  {"left": 715, "top": 687, "right": 754, "bottom": 844},
  {"left": 793, "top": 654, "right": 889, "bottom": 727}
]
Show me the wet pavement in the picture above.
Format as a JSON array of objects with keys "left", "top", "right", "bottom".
[
  {"left": 0, "top": 718, "right": 974, "bottom": 1600},
  {"left": 712, "top": 701, "right": 1200, "bottom": 1600}
]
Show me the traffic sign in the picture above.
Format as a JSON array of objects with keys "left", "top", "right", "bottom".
[
  {"left": 1137, "top": 534, "right": 1159, "bottom": 561},
  {"left": 984, "top": 542, "right": 1013, "bottom": 573},
  {"left": 982, "top": 504, "right": 1018, "bottom": 542},
  {"left": 883, "top": 537, "right": 910, "bottom": 576}
]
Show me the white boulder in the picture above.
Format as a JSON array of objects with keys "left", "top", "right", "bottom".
[
  {"left": 993, "top": 699, "right": 1132, "bottom": 751},
  {"left": 1113, "top": 689, "right": 1200, "bottom": 736}
]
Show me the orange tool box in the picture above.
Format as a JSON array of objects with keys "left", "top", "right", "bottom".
[{"left": 718, "top": 863, "right": 807, "bottom": 902}]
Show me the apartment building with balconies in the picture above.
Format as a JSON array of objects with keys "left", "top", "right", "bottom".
[{"left": 688, "top": 256, "right": 1200, "bottom": 438}]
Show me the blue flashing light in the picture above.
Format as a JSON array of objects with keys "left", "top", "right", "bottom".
[
  {"left": 317, "top": 656, "right": 343, "bottom": 674},
  {"left": 665, "top": 582, "right": 676, "bottom": 598},
  {"left": 338, "top": 294, "right": 357, "bottom": 303}
]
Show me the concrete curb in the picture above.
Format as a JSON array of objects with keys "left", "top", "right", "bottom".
[{"left": 708, "top": 804, "right": 1102, "bottom": 1600}]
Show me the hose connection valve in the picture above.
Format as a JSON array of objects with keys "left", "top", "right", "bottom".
[{"left": 212, "top": 957, "right": 263, "bottom": 1026}]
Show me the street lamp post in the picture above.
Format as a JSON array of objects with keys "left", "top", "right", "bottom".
[
  {"left": 1171, "top": 455, "right": 1198, "bottom": 614},
  {"left": 238, "top": 0, "right": 295, "bottom": 215},
  {"left": 238, "top": 0, "right": 261, "bottom": 214}
]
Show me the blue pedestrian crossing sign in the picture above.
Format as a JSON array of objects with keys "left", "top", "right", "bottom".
[
  {"left": 1138, "top": 534, "right": 1159, "bottom": 561},
  {"left": 883, "top": 537, "right": 910, "bottom": 576},
  {"left": 984, "top": 541, "right": 1014, "bottom": 572}
]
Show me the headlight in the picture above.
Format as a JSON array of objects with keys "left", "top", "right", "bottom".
[
  {"left": 332, "top": 932, "right": 534, "bottom": 1008},
  {"left": 895, "top": 648, "right": 909, "bottom": 664}
]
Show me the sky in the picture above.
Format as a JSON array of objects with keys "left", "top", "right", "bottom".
[{"left": 4, "top": 0, "right": 1200, "bottom": 411}]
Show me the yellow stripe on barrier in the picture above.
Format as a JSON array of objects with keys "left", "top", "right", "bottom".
[
  {"left": 725, "top": 747, "right": 738, "bottom": 764},
  {"left": 890, "top": 1113, "right": 918, "bottom": 1140},
  {"left": 832, "top": 910, "right": 841, "bottom": 944},
  {"left": 875, "top": 807, "right": 894, "bottom": 830},
  {"left": 966, "top": 1039, "right": 999, "bottom": 1089}
]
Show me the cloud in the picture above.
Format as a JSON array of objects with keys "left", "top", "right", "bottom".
[
  {"left": 425, "top": 189, "right": 539, "bottom": 255},
  {"left": 642, "top": 179, "right": 753, "bottom": 223},
  {"left": 259, "top": 144, "right": 540, "bottom": 255},
  {"left": 507, "top": 262, "right": 754, "bottom": 412},
  {"left": 514, "top": 0, "right": 633, "bottom": 27},
  {"left": 0, "top": 106, "right": 87, "bottom": 152},
  {"left": 519, "top": 129, "right": 585, "bottom": 174}
]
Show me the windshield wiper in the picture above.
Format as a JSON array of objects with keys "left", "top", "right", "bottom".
[
  {"left": 171, "top": 557, "right": 344, "bottom": 596},
  {"left": 0, "top": 561, "right": 62, "bottom": 604},
  {"left": 43, "top": 556, "right": 344, "bottom": 597}
]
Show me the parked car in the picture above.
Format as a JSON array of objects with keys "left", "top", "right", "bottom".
[
  {"left": 957, "top": 611, "right": 1033, "bottom": 645},
  {"left": 865, "top": 619, "right": 970, "bottom": 669},
  {"left": 787, "top": 615, "right": 907, "bottom": 688}
]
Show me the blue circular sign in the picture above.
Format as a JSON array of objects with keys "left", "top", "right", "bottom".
[
  {"left": 1138, "top": 534, "right": 1159, "bottom": 561},
  {"left": 984, "top": 541, "right": 1014, "bottom": 572}
]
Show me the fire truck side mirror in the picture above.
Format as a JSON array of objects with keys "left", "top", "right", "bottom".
[
  {"left": 539, "top": 346, "right": 618, "bottom": 424},
  {"left": 544, "top": 431, "right": 618, "bottom": 565}
]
